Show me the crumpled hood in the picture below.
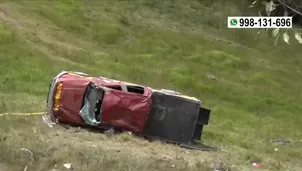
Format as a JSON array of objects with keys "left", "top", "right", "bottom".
[{"left": 54, "top": 74, "right": 91, "bottom": 124}]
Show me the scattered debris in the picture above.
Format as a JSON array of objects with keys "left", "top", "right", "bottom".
[
  {"left": 273, "top": 139, "right": 291, "bottom": 145},
  {"left": 63, "top": 163, "right": 72, "bottom": 169},
  {"left": 23, "top": 165, "right": 28, "bottom": 171},
  {"left": 104, "top": 128, "right": 115, "bottom": 135},
  {"left": 20, "top": 148, "right": 33, "bottom": 158},
  {"left": 20, "top": 148, "right": 34, "bottom": 171},
  {"left": 252, "top": 162, "right": 263, "bottom": 169},
  {"left": 266, "top": 138, "right": 292, "bottom": 145},
  {"left": 207, "top": 74, "right": 217, "bottom": 80},
  {"left": 180, "top": 143, "right": 220, "bottom": 151},
  {"left": 42, "top": 115, "right": 56, "bottom": 128}
]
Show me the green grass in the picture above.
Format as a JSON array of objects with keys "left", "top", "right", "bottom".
[{"left": 0, "top": 0, "right": 301, "bottom": 170}]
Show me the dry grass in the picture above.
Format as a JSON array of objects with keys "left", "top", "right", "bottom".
[{"left": 0, "top": 116, "right": 233, "bottom": 171}]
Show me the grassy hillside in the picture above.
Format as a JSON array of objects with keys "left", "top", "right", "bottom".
[{"left": 0, "top": 0, "right": 301, "bottom": 171}]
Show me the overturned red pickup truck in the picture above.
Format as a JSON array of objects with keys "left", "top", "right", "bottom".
[{"left": 47, "top": 71, "right": 212, "bottom": 149}]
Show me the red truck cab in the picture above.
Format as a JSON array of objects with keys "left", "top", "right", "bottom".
[{"left": 47, "top": 71, "right": 152, "bottom": 134}]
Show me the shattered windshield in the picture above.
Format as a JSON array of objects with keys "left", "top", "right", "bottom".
[{"left": 79, "top": 83, "right": 104, "bottom": 126}]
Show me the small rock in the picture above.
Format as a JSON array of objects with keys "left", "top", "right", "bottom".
[{"left": 274, "top": 148, "right": 279, "bottom": 151}]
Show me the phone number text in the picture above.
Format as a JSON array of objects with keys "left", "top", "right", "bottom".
[{"left": 228, "top": 17, "right": 292, "bottom": 28}]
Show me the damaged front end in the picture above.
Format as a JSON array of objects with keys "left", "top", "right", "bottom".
[
  {"left": 46, "top": 71, "right": 89, "bottom": 123},
  {"left": 46, "top": 71, "right": 68, "bottom": 122}
]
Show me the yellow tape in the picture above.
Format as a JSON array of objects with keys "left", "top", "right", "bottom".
[{"left": 0, "top": 112, "right": 47, "bottom": 117}]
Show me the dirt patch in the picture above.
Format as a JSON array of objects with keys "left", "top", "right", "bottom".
[{"left": 0, "top": 8, "right": 19, "bottom": 27}]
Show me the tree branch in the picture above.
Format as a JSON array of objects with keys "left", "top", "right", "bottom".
[{"left": 276, "top": 0, "right": 302, "bottom": 16}]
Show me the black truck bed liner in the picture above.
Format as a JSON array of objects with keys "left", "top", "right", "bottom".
[{"left": 143, "top": 91, "right": 212, "bottom": 149}]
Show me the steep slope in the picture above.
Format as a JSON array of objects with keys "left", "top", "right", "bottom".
[{"left": 0, "top": 1, "right": 301, "bottom": 171}]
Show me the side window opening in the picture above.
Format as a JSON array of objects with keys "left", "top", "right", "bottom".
[
  {"left": 104, "top": 84, "right": 145, "bottom": 95},
  {"left": 127, "top": 85, "right": 144, "bottom": 94},
  {"left": 105, "top": 85, "right": 122, "bottom": 91}
]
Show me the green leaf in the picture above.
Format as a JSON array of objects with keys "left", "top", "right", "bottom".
[
  {"left": 283, "top": 32, "right": 289, "bottom": 44},
  {"left": 272, "top": 28, "right": 279, "bottom": 37},
  {"left": 265, "top": 0, "right": 277, "bottom": 16},
  {"left": 274, "top": 33, "right": 280, "bottom": 46},
  {"left": 284, "top": 8, "right": 288, "bottom": 16},
  {"left": 249, "top": 0, "right": 257, "bottom": 8},
  {"left": 294, "top": 32, "right": 302, "bottom": 44},
  {"left": 255, "top": 29, "right": 263, "bottom": 40}
]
